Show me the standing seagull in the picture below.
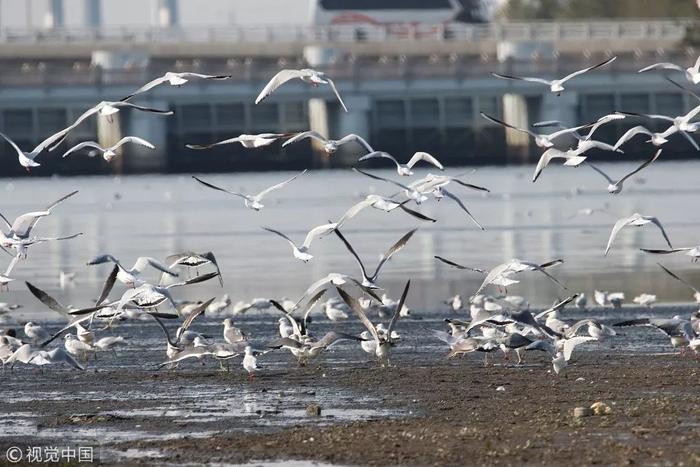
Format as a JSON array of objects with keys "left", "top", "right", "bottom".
[
  {"left": 192, "top": 170, "right": 306, "bottom": 211},
  {"left": 122, "top": 72, "right": 231, "bottom": 100},
  {"left": 336, "top": 280, "right": 410, "bottom": 366},
  {"left": 639, "top": 57, "right": 700, "bottom": 84},
  {"left": 605, "top": 213, "right": 672, "bottom": 256},
  {"left": 358, "top": 151, "right": 444, "bottom": 176},
  {"left": 186, "top": 133, "right": 292, "bottom": 150},
  {"left": 262, "top": 223, "right": 338, "bottom": 262},
  {"left": 492, "top": 56, "right": 616, "bottom": 95},
  {"left": 333, "top": 228, "right": 416, "bottom": 289},
  {"left": 255, "top": 69, "right": 347, "bottom": 112},
  {"left": 585, "top": 149, "right": 661, "bottom": 194},
  {"left": 62, "top": 137, "right": 155, "bottom": 162},
  {"left": 283, "top": 131, "right": 373, "bottom": 156}
]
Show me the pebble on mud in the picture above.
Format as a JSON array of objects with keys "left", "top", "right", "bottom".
[
  {"left": 496, "top": 386, "right": 506, "bottom": 392},
  {"left": 306, "top": 404, "right": 322, "bottom": 417},
  {"left": 574, "top": 407, "right": 594, "bottom": 418},
  {"left": 590, "top": 402, "right": 612, "bottom": 415}
]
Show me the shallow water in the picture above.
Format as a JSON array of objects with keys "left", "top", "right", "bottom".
[{"left": 2, "top": 160, "right": 700, "bottom": 321}]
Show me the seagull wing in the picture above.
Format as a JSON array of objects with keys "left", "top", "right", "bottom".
[
  {"left": 584, "top": 161, "right": 614, "bottom": 184},
  {"left": 178, "top": 72, "right": 231, "bottom": 80},
  {"left": 337, "top": 134, "right": 374, "bottom": 152},
  {"left": 302, "top": 222, "right": 337, "bottom": 249},
  {"left": 358, "top": 151, "right": 401, "bottom": 170},
  {"left": 62, "top": 141, "right": 103, "bottom": 158},
  {"left": 639, "top": 62, "right": 685, "bottom": 73},
  {"left": 262, "top": 226, "right": 298, "bottom": 249},
  {"left": 442, "top": 189, "right": 484, "bottom": 230},
  {"left": 192, "top": 176, "right": 249, "bottom": 201},
  {"left": 562, "top": 336, "right": 596, "bottom": 361},
  {"left": 407, "top": 152, "right": 444, "bottom": 170},
  {"left": 397, "top": 203, "right": 437, "bottom": 223},
  {"left": 491, "top": 72, "right": 552, "bottom": 86},
  {"left": 640, "top": 247, "right": 692, "bottom": 254},
  {"left": 325, "top": 77, "right": 348, "bottom": 112},
  {"left": 679, "top": 130, "right": 699, "bottom": 151},
  {"left": 0, "top": 130, "right": 27, "bottom": 161},
  {"left": 434, "top": 255, "right": 488, "bottom": 273},
  {"left": 532, "top": 148, "right": 563, "bottom": 182},
  {"left": 133, "top": 257, "right": 178, "bottom": 276},
  {"left": 112, "top": 136, "right": 155, "bottom": 150},
  {"left": 560, "top": 56, "right": 616, "bottom": 83},
  {"left": 333, "top": 228, "right": 368, "bottom": 280},
  {"left": 96, "top": 265, "right": 119, "bottom": 305},
  {"left": 25, "top": 281, "right": 69, "bottom": 315},
  {"left": 617, "top": 149, "right": 661, "bottom": 185},
  {"left": 480, "top": 112, "right": 536, "bottom": 137},
  {"left": 301, "top": 289, "right": 328, "bottom": 335},
  {"left": 613, "top": 125, "right": 654, "bottom": 150},
  {"left": 353, "top": 167, "right": 412, "bottom": 191},
  {"left": 86, "top": 254, "right": 120, "bottom": 267},
  {"left": 605, "top": 215, "right": 637, "bottom": 256},
  {"left": 336, "top": 198, "right": 372, "bottom": 227},
  {"left": 255, "top": 169, "right": 307, "bottom": 200},
  {"left": 335, "top": 287, "right": 380, "bottom": 344},
  {"left": 178, "top": 298, "right": 215, "bottom": 342},
  {"left": 282, "top": 130, "right": 328, "bottom": 147},
  {"left": 121, "top": 75, "right": 169, "bottom": 100},
  {"left": 114, "top": 101, "right": 173, "bottom": 115},
  {"left": 387, "top": 280, "right": 410, "bottom": 338},
  {"left": 647, "top": 216, "right": 673, "bottom": 249},
  {"left": 371, "top": 229, "right": 417, "bottom": 281},
  {"left": 255, "top": 69, "right": 305, "bottom": 104},
  {"left": 186, "top": 135, "right": 243, "bottom": 150},
  {"left": 268, "top": 300, "right": 303, "bottom": 337},
  {"left": 657, "top": 263, "right": 700, "bottom": 295},
  {"left": 450, "top": 179, "right": 490, "bottom": 192}
]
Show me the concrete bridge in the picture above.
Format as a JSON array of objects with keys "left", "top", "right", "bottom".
[{"left": 0, "top": 19, "right": 697, "bottom": 175}]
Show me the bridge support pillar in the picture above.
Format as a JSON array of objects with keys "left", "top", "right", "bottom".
[
  {"left": 502, "top": 93, "right": 530, "bottom": 161},
  {"left": 334, "top": 94, "right": 371, "bottom": 165},
  {"left": 123, "top": 99, "right": 169, "bottom": 172}
]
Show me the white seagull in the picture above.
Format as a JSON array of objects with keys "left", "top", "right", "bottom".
[
  {"left": 262, "top": 223, "right": 338, "bottom": 262},
  {"left": 192, "top": 170, "right": 306, "bottom": 211},
  {"left": 613, "top": 125, "right": 681, "bottom": 151},
  {"left": 492, "top": 56, "right": 616, "bottom": 95},
  {"left": 0, "top": 129, "right": 71, "bottom": 170},
  {"left": 87, "top": 255, "right": 178, "bottom": 287},
  {"left": 639, "top": 56, "right": 700, "bottom": 84},
  {"left": 123, "top": 71, "right": 231, "bottom": 100},
  {"left": 282, "top": 131, "right": 373, "bottom": 155},
  {"left": 186, "top": 133, "right": 292, "bottom": 150},
  {"left": 481, "top": 112, "right": 589, "bottom": 149},
  {"left": 532, "top": 139, "right": 620, "bottom": 182},
  {"left": 62, "top": 136, "right": 155, "bottom": 162},
  {"left": 605, "top": 213, "right": 672, "bottom": 256},
  {"left": 336, "top": 194, "right": 436, "bottom": 228},
  {"left": 358, "top": 151, "right": 444, "bottom": 176},
  {"left": 255, "top": 69, "right": 347, "bottom": 112},
  {"left": 585, "top": 149, "right": 661, "bottom": 194}
]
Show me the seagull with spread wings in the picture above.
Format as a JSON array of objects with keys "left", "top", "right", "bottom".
[
  {"left": 282, "top": 131, "right": 373, "bottom": 155},
  {"left": 122, "top": 72, "right": 231, "bottom": 100},
  {"left": 585, "top": 149, "right": 661, "bottom": 194},
  {"left": 358, "top": 151, "right": 444, "bottom": 176},
  {"left": 62, "top": 136, "right": 155, "bottom": 162},
  {"left": 262, "top": 223, "right": 338, "bottom": 262},
  {"left": 186, "top": 133, "right": 292, "bottom": 150},
  {"left": 255, "top": 69, "right": 347, "bottom": 112},
  {"left": 639, "top": 56, "right": 700, "bottom": 84},
  {"left": 605, "top": 213, "right": 672, "bottom": 256}
]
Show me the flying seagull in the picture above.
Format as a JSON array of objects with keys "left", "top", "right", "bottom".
[
  {"left": 585, "top": 149, "right": 661, "bottom": 194},
  {"left": 481, "top": 112, "right": 589, "bottom": 149},
  {"left": 186, "top": 133, "right": 292, "bottom": 150},
  {"left": 532, "top": 139, "right": 620, "bottom": 182},
  {"left": 639, "top": 56, "right": 700, "bottom": 84},
  {"left": 282, "top": 131, "right": 373, "bottom": 155},
  {"left": 255, "top": 69, "right": 348, "bottom": 112},
  {"left": 192, "top": 170, "right": 306, "bottom": 211},
  {"left": 358, "top": 151, "right": 444, "bottom": 176},
  {"left": 262, "top": 223, "right": 337, "bottom": 262},
  {"left": 62, "top": 136, "right": 155, "bottom": 162},
  {"left": 605, "top": 213, "right": 672, "bottom": 256},
  {"left": 492, "top": 56, "right": 616, "bottom": 95},
  {"left": 122, "top": 72, "right": 231, "bottom": 100}
]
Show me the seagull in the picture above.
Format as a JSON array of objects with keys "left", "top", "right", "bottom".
[
  {"left": 445, "top": 294, "right": 463, "bottom": 312},
  {"left": 24, "top": 322, "right": 49, "bottom": 344},
  {"left": 6, "top": 345, "right": 84, "bottom": 370},
  {"left": 87, "top": 255, "right": 178, "bottom": 287},
  {"left": 532, "top": 113, "right": 626, "bottom": 141},
  {"left": 492, "top": 56, "right": 616, "bottom": 94},
  {"left": 186, "top": 133, "right": 292, "bottom": 150},
  {"left": 255, "top": 69, "right": 347, "bottom": 111},
  {"left": 269, "top": 290, "right": 328, "bottom": 341},
  {"left": 62, "top": 137, "right": 155, "bottom": 162},
  {"left": 93, "top": 336, "right": 126, "bottom": 353},
  {"left": 613, "top": 125, "right": 681, "bottom": 151},
  {"left": 192, "top": 170, "right": 306, "bottom": 211},
  {"left": 122, "top": 72, "right": 231, "bottom": 100},
  {"left": 222, "top": 318, "right": 247, "bottom": 346},
  {"left": 593, "top": 290, "right": 625, "bottom": 308},
  {"left": 481, "top": 112, "right": 589, "bottom": 149},
  {"left": 64, "top": 334, "right": 94, "bottom": 360},
  {"left": 565, "top": 319, "right": 617, "bottom": 340},
  {"left": 282, "top": 131, "right": 373, "bottom": 155},
  {"left": 114, "top": 274, "right": 218, "bottom": 314},
  {"left": 352, "top": 168, "right": 430, "bottom": 204},
  {"left": 585, "top": 149, "right": 661, "bottom": 194},
  {"left": 262, "top": 223, "right": 337, "bottom": 262},
  {"left": 336, "top": 280, "right": 410, "bottom": 366},
  {"left": 532, "top": 139, "right": 621, "bottom": 182},
  {"left": 633, "top": 293, "right": 657, "bottom": 307},
  {"left": 619, "top": 108, "right": 700, "bottom": 150},
  {"left": 605, "top": 213, "right": 672, "bottom": 256},
  {"left": 0, "top": 190, "right": 78, "bottom": 242},
  {"left": 166, "top": 251, "right": 223, "bottom": 286},
  {"left": 242, "top": 345, "right": 262, "bottom": 379},
  {"left": 336, "top": 194, "right": 436, "bottom": 228},
  {"left": 358, "top": 151, "right": 444, "bottom": 176},
  {"left": 323, "top": 298, "right": 350, "bottom": 322},
  {"left": 0, "top": 129, "right": 72, "bottom": 170},
  {"left": 333, "top": 228, "right": 416, "bottom": 289},
  {"left": 640, "top": 245, "right": 700, "bottom": 262},
  {"left": 614, "top": 316, "right": 696, "bottom": 352},
  {"left": 639, "top": 56, "right": 700, "bottom": 84},
  {"left": 58, "top": 100, "right": 173, "bottom": 133},
  {"left": 473, "top": 259, "right": 566, "bottom": 296},
  {"left": 267, "top": 331, "right": 362, "bottom": 366}
]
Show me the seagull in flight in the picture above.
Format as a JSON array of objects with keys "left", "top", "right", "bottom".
[
  {"left": 333, "top": 227, "right": 416, "bottom": 289},
  {"left": 192, "top": 170, "right": 306, "bottom": 211},
  {"left": 640, "top": 246, "right": 700, "bottom": 262},
  {"left": 639, "top": 56, "right": 700, "bottom": 84},
  {"left": 282, "top": 131, "right": 373, "bottom": 155},
  {"left": 166, "top": 251, "right": 223, "bottom": 286},
  {"left": 255, "top": 69, "right": 347, "bottom": 112},
  {"left": 0, "top": 129, "right": 71, "bottom": 171},
  {"left": 358, "top": 151, "right": 444, "bottom": 176},
  {"left": 532, "top": 139, "right": 620, "bottom": 182},
  {"left": 336, "top": 194, "right": 436, "bottom": 228},
  {"left": 87, "top": 254, "right": 178, "bottom": 287},
  {"left": 613, "top": 125, "right": 682, "bottom": 151},
  {"left": 186, "top": 133, "right": 292, "bottom": 150},
  {"left": 481, "top": 112, "right": 589, "bottom": 149},
  {"left": 474, "top": 258, "right": 567, "bottom": 296},
  {"left": 585, "top": 149, "right": 661, "bottom": 194},
  {"left": 605, "top": 213, "right": 672, "bottom": 256},
  {"left": 0, "top": 191, "right": 78, "bottom": 243},
  {"left": 352, "top": 168, "right": 429, "bottom": 204},
  {"left": 618, "top": 107, "right": 700, "bottom": 150},
  {"left": 262, "top": 223, "right": 338, "bottom": 262},
  {"left": 122, "top": 72, "right": 231, "bottom": 100},
  {"left": 492, "top": 56, "right": 616, "bottom": 95},
  {"left": 62, "top": 136, "right": 155, "bottom": 162}
]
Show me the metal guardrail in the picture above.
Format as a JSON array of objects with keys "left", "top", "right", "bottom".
[{"left": 0, "top": 19, "right": 691, "bottom": 45}]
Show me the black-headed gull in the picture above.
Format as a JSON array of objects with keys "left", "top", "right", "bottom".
[
  {"left": 283, "top": 131, "right": 373, "bottom": 155},
  {"left": 605, "top": 213, "right": 672, "bottom": 256},
  {"left": 532, "top": 139, "right": 620, "bottom": 182},
  {"left": 639, "top": 56, "right": 700, "bottom": 84},
  {"left": 87, "top": 254, "right": 178, "bottom": 287},
  {"left": 492, "top": 56, "right": 616, "bottom": 95},
  {"left": 166, "top": 251, "right": 223, "bottom": 286},
  {"left": 255, "top": 69, "right": 347, "bottom": 111},
  {"left": 336, "top": 194, "right": 436, "bottom": 228},
  {"left": 62, "top": 136, "right": 155, "bottom": 162},
  {"left": 358, "top": 151, "right": 444, "bottom": 176},
  {"left": 122, "top": 71, "right": 231, "bottom": 100},
  {"left": 192, "top": 170, "right": 306, "bottom": 211},
  {"left": 585, "top": 149, "right": 661, "bottom": 194},
  {"left": 481, "top": 112, "right": 589, "bottom": 149},
  {"left": 263, "top": 222, "right": 337, "bottom": 263},
  {"left": 186, "top": 133, "right": 292, "bottom": 150}
]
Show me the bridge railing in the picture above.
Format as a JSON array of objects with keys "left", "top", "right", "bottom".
[{"left": 0, "top": 19, "right": 691, "bottom": 45}]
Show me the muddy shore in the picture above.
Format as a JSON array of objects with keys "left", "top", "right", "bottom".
[{"left": 3, "top": 350, "right": 700, "bottom": 466}]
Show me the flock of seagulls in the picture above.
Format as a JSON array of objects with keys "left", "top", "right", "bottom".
[{"left": 2, "top": 55, "right": 700, "bottom": 378}]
